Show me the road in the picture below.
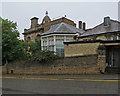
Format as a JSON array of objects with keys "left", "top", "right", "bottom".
[{"left": 2, "top": 74, "right": 120, "bottom": 94}]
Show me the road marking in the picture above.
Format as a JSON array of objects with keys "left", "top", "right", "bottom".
[
  {"left": 1, "top": 76, "right": 120, "bottom": 82},
  {"left": 63, "top": 79, "right": 74, "bottom": 80}
]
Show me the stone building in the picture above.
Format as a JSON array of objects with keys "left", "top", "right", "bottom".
[
  {"left": 23, "top": 11, "right": 77, "bottom": 42},
  {"left": 23, "top": 11, "right": 86, "bottom": 57},
  {"left": 40, "top": 21, "right": 84, "bottom": 56},
  {"left": 64, "top": 17, "right": 120, "bottom": 73}
]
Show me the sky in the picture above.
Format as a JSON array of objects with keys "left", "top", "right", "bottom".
[{"left": 1, "top": 1, "right": 119, "bottom": 40}]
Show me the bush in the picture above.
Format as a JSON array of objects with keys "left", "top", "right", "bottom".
[{"left": 30, "top": 50, "right": 57, "bottom": 62}]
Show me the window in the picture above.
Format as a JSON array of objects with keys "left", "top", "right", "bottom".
[
  {"left": 49, "top": 40, "right": 54, "bottom": 45},
  {"left": 117, "top": 34, "right": 120, "bottom": 40},
  {"left": 106, "top": 36, "right": 113, "bottom": 40},
  {"left": 113, "top": 35, "right": 117, "bottom": 40},
  {"left": 106, "top": 35, "right": 117, "bottom": 41},
  {"left": 119, "top": 36, "right": 120, "bottom": 40},
  {"left": 43, "top": 46, "right": 47, "bottom": 50},
  {"left": 49, "top": 46, "right": 54, "bottom": 51},
  {"left": 43, "top": 41, "right": 47, "bottom": 46},
  {"left": 66, "top": 40, "right": 73, "bottom": 42},
  {"left": 56, "top": 40, "right": 64, "bottom": 45},
  {"left": 56, "top": 46, "right": 64, "bottom": 57},
  {"left": 27, "top": 37, "right": 31, "bottom": 42}
]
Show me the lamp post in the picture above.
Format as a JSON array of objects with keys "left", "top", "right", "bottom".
[{"left": 6, "top": 59, "right": 9, "bottom": 74}]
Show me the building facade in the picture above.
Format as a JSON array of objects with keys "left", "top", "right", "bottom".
[
  {"left": 23, "top": 11, "right": 77, "bottom": 42},
  {"left": 64, "top": 17, "right": 120, "bottom": 73},
  {"left": 23, "top": 11, "right": 86, "bottom": 57}
]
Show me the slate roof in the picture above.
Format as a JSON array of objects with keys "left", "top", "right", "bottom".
[
  {"left": 41, "top": 22, "right": 84, "bottom": 36},
  {"left": 78, "top": 19, "right": 120, "bottom": 38}
]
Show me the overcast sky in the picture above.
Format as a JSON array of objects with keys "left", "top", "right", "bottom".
[{"left": 1, "top": 2, "right": 118, "bottom": 40}]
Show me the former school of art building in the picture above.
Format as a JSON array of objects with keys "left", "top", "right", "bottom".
[{"left": 23, "top": 11, "right": 120, "bottom": 74}]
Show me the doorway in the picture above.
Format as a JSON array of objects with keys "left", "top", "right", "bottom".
[{"left": 106, "top": 46, "right": 120, "bottom": 67}]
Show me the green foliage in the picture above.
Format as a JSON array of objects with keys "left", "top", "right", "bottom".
[
  {"left": 28, "top": 40, "right": 41, "bottom": 54},
  {"left": 30, "top": 50, "right": 57, "bottom": 62},
  {"left": 1, "top": 17, "right": 57, "bottom": 65},
  {"left": 27, "top": 40, "right": 57, "bottom": 63},
  {"left": 1, "top": 17, "right": 28, "bottom": 64}
]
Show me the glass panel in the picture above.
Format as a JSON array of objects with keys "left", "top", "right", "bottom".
[
  {"left": 66, "top": 40, "right": 73, "bottom": 42},
  {"left": 49, "top": 46, "right": 54, "bottom": 51},
  {"left": 56, "top": 40, "right": 64, "bottom": 45},
  {"left": 113, "top": 35, "right": 117, "bottom": 40},
  {"left": 49, "top": 40, "right": 54, "bottom": 45},
  {"left": 106, "top": 36, "right": 113, "bottom": 40},
  {"left": 43, "top": 46, "right": 47, "bottom": 50},
  {"left": 56, "top": 46, "right": 64, "bottom": 57},
  {"left": 43, "top": 41, "right": 47, "bottom": 46}
]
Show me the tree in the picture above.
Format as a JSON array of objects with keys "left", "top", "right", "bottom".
[
  {"left": 28, "top": 40, "right": 41, "bottom": 54},
  {"left": 27, "top": 40, "right": 57, "bottom": 63},
  {"left": 1, "top": 17, "right": 27, "bottom": 65},
  {"left": 1, "top": 17, "right": 57, "bottom": 65}
]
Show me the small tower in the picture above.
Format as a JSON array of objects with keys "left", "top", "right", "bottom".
[{"left": 42, "top": 11, "right": 51, "bottom": 24}]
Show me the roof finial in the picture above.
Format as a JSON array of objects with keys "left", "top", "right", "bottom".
[{"left": 46, "top": 11, "right": 48, "bottom": 16}]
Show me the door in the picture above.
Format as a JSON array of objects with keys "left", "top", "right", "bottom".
[{"left": 113, "top": 47, "right": 120, "bottom": 67}]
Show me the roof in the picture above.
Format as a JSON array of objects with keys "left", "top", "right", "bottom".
[
  {"left": 41, "top": 22, "right": 84, "bottom": 36},
  {"left": 64, "top": 40, "right": 120, "bottom": 44},
  {"left": 78, "top": 19, "right": 120, "bottom": 38},
  {"left": 31, "top": 17, "right": 39, "bottom": 20}
]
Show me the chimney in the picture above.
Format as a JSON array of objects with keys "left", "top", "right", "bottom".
[
  {"left": 104, "top": 16, "right": 110, "bottom": 26},
  {"left": 31, "top": 17, "right": 39, "bottom": 28},
  {"left": 79, "top": 21, "right": 82, "bottom": 29},
  {"left": 83, "top": 22, "right": 86, "bottom": 30}
]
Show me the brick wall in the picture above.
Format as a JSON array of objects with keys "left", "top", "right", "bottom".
[{"left": 2, "top": 55, "right": 99, "bottom": 75}]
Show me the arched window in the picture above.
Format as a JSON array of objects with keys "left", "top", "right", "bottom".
[
  {"left": 36, "top": 34, "right": 41, "bottom": 41},
  {"left": 27, "top": 36, "right": 31, "bottom": 42}
]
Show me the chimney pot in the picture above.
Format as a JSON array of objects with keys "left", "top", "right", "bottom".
[
  {"left": 83, "top": 22, "right": 86, "bottom": 30},
  {"left": 79, "top": 21, "right": 82, "bottom": 29}
]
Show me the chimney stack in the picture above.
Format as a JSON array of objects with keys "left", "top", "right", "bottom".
[
  {"left": 104, "top": 16, "right": 110, "bottom": 26},
  {"left": 31, "top": 17, "right": 39, "bottom": 28},
  {"left": 79, "top": 21, "right": 82, "bottom": 29},
  {"left": 83, "top": 22, "right": 86, "bottom": 30}
]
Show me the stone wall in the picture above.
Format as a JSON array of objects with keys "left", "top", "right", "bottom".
[
  {"left": 97, "top": 45, "right": 106, "bottom": 73},
  {"left": 64, "top": 42, "right": 100, "bottom": 57},
  {"left": 2, "top": 55, "right": 99, "bottom": 75}
]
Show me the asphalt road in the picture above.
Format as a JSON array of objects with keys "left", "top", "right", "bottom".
[{"left": 2, "top": 75, "right": 120, "bottom": 94}]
